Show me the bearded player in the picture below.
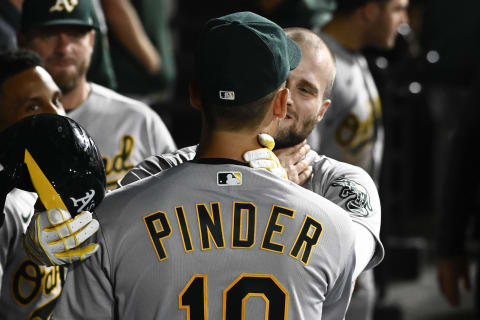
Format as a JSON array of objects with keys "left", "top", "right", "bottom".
[{"left": 19, "top": 0, "right": 176, "bottom": 189}]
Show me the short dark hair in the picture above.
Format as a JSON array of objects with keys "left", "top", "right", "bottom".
[
  {"left": 0, "top": 49, "right": 44, "bottom": 90},
  {"left": 336, "top": 0, "right": 390, "bottom": 15},
  {"left": 201, "top": 89, "right": 278, "bottom": 131}
]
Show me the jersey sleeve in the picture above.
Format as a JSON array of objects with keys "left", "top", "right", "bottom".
[
  {"left": 0, "top": 209, "right": 19, "bottom": 292},
  {"left": 118, "top": 145, "right": 197, "bottom": 187},
  {"left": 0, "top": 191, "right": 32, "bottom": 292},
  {"left": 51, "top": 225, "right": 114, "bottom": 319},
  {"left": 321, "top": 163, "right": 384, "bottom": 270}
]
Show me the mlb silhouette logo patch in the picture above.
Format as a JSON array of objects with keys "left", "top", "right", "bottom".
[
  {"left": 219, "top": 91, "right": 235, "bottom": 100},
  {"left": 217, "top": 172, "right": 242, "bottom": 186}
]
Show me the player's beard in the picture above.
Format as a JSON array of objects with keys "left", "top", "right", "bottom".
[
  {"left": 275, "top": 115, "right": 318, "bottom": 149},
  {"left": 47, "top": 57, "right": 90, "bottom": 94}
]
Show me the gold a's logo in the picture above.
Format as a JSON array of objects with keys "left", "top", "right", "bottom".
[{"left": 49, "top": 0, "right": 79, "bottom": 13}]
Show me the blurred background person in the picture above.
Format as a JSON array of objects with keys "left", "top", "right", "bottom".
[
  {"left": 0, "top": 0, "right": 21, "bottom": 52},
  {"left": 87, "top": 0, "right": 117, "bottom": 89},
  {"left": 257, "top": 0, "right": 336, "bottom": 30},
  {"left": 0, "top": 48, "right": 64, "bottom": 319},
  {"left": 435, "top": 85, "right": 480, "bottom": 319},
  {"left": 307, "top": 1, "right": 409, "bottom": 319},
  {"left": 0, "top": 0, "right": 117, "bottom": 89},
  {"left": 102, "top": 0, "right": 177, "bottom": 111},
  {"left": 422, "top": 0, "right": 480, "bottom": 318}
]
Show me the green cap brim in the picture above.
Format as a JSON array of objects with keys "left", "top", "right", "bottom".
[
  {"left": 287, "top": 37, "right": 302, "bottom": 70},
  {"left": 35, "top": 19, "right": 97, "bottom": 30}
]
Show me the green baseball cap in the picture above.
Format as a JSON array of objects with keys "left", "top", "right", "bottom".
[
  {"left": 21, "top": 0, "right": 97, "bottom": 31},
  {"left": 196, "top": 11, "right": 301, "bottom": 106}
]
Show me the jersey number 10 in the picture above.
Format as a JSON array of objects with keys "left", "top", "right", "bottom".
[{"left": 179, "top": 273, "right": 288, "bottom": 319}]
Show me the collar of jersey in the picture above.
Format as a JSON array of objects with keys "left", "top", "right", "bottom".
[{"left": 192, "top": 157, "right": 249, "bottom": 167}]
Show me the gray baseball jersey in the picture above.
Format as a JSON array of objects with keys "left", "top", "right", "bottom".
[
  {"left": 68, "top": 83, "right": 177, "bottom": 189},
  {"left": 119, "top": 146, "right": 384, "bottom": 269},
  {"left": 308, "top": 33, "right": 384, "bottom": 184},
  {"left": 0, "top": 189, "right": 65, "bottom": 320},
  {"left": 53, "top": 160, "right": 357, "bottom": 319},
  {"left": 117, "top": 146, "right": 385, "bottom": 320}
]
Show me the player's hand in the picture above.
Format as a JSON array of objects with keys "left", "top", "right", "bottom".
[
  {"left": 437, "top": 256, "right": 471, "bottom": 306},
  {"left": 274, "top": 140, "right": 313, "bottom": 185},
  {"left": 243, "top": 133, "right": 288, "bottom": 180},
  {"left": 23, "top": 208, "right": 100, "bottom": 266}
]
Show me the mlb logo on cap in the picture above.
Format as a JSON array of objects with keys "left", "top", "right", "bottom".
[{"left": 219, "top": 91, "right": 235, "bottom": 101}]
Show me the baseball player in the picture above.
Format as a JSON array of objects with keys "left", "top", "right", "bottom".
[
  {"left": 309, "top": 1, "right": 408, "bottom": 319},
  {"left": 18, "top": 0, "right": 177, "bottom": 189},
  {"left": 118, "top": 27, "right": 384, "bottom": 319},
  {"left": 310, "top": 0, "right": 409, "bottom": 183},
  {"left": 0, "top": 114, "right": 106, "bottom": 319},
  {"left": 53, "top": 12, "right": 360, "bottom": 319},
  {"left": 0, "top": 50, "right": 105, "bottom": 319},
  {"left": 0, "top": 48, "right": 66, "bottom": 228}
]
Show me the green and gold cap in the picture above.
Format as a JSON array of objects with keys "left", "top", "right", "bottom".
[
  {"left": 196, "top": 11, "right": 301, "bottom": 106},
  {"left": 21, "top": 0, "right": 97, "bottom": 31}
]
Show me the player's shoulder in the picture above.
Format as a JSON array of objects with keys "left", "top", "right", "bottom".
[
  {"left": 100, "top": 161, "right": 191, "bottom": 203},
  {"left": 89, "top": 83, "right": 157, "bottom": 115},
  {"left": 96, "top": 162, "right": 192, "bottom": 227},
  {"left": 311, "top": 153, "right": 383, "bottom": 268},
  {"left": 3, "top": 189, "right": 37, "bottom": 231},
  {"left": 309, "top": 151, "right": 380, "bottom": 215},
  {"left": 296, "top": 183, "right": 357, "bottom": 255},
  {"left": 118, "top": 145, "right": 198, "bottom": 187},
  {"left": 312, "top": 152, "right": 374, "bottom": 185},
  {"left": 149, "top": 145, "right": 198, "bottom": 171},
  {"left": 279, "top": 172, "right": 355, "bottom": 231}
]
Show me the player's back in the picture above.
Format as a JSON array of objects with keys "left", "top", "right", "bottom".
[{"left": 73, "top": 160, "right": 356, "bottom": 319}]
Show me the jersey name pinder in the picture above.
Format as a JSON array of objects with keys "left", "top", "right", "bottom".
[{"left": 144, "top": 200, "right": 323, "bottom": 266}]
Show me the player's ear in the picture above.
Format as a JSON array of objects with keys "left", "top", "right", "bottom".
[
  {"left": 189, "top": 81, "right": 202, "bottom": 110},
  {"left": 88, "top": 30, "right": 96, "bottom": 47},
  {"left": 272, "top": 87, "right": 288, "bottom": 120},
  {"left": 316, "top": 99, "right": 331, "bottom": 123}
]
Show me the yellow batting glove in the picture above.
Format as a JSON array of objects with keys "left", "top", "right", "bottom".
[
  {"left": 243, "top": 133, "right": 288, "bottom": 180},
  {"left": 23, "top": 208, "right": 99, "bottom": 266}
]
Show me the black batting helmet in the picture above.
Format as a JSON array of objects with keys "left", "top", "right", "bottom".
[{"left": 0, "top": 114, "right": 106, "bottom": 221}]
